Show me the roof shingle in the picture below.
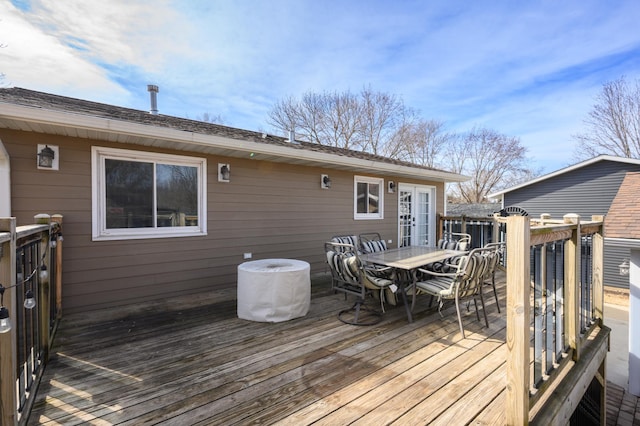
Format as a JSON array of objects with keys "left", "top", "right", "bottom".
[
  {"left": 0, "top": 87, "right": 451, "bottom": 174},
  {"left": 604, "top": 172, "right": 640, "bottom": 239}
]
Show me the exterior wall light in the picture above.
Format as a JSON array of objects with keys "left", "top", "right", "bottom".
[
  {"left": 0, "top": 285, "right": 11, "bottom": 333},
  {"left": 321, "top": 174, "right": 331, "bottom": 189},
  {"left": 0, "top": 306, "right": 10, "bottom": 333},
  {"left": 388, "top": 181, "right": 396, "bottom": 193},
  {"left": 619, "top": 258, "right": 630, "bottom": 276},
  {"left": 37, "top": 144, "right": 59, "bottom": 170},
  {"left": 24, "top": 290, "right": 36, "bottom": 310},
  {"left": 218, "top": 163, "right": 230, "bottom": 182}
]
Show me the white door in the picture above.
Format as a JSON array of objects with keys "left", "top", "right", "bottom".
[{"left": 398, "top": 184, "right": 436, "bottom": 247}]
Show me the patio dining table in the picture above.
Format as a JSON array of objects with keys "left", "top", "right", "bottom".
[{"left": 360, "top": 246, "right": 466, "bottom": 323}]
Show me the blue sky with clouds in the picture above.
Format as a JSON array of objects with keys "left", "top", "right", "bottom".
[{"left": 2, "top": 0, "right": 640, "bottom": 173}]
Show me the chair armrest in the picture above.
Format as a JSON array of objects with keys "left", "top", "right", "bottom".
[
  {"left": 364, "top": 265, "right": 392, "bottom": 273},
  {"left": 417, "top": 268, "right": 458, "bottom": 278}
]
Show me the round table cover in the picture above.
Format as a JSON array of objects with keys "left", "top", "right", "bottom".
[{"left": 237, "top": 259, "right": 310, "bottom": 322}]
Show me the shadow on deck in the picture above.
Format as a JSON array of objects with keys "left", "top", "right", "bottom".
[{"left": 26, "top": 272, "right": 622, "bottom": 425}]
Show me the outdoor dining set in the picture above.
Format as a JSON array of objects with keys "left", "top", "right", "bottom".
[{"left": 324, "top": 232, "right": 505, "bottom": 338}]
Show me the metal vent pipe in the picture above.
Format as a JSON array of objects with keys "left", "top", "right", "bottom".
[{"left": 147, "top": 85, "right": 159, "bottom": 115}]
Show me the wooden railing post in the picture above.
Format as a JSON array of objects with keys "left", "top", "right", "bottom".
[
  {"left": 0, "top": 218, "right": 18, "bottom": 426},
  {"left": 564, "top": 213, "right": 581, "bottom": 360},
  {"left": 51, "top": 214, "right": 63, "bottom": 320},
  {"left": 591, "top": 215, "right": 605, "bottom": 326},
  {"left": 492, "top": 214, "right": 500, "bottom": 245},
  {"left": 506, "top": 215, "right": 531, "bottom": 425},
  {"left": 34, "top": 214, "right": 51, "bottom": 361}
]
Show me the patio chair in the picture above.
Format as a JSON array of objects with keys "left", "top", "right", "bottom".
[
  {"left": 480, "top": 242, "right": 505, "bottom": 313},
  {"left": 358, "top": 232, "right": 388, "bottom": 254},
  {"left": 415, "top": 247, "right": 490, "bottom": 338},
  {"left": 425, "top": 232, "right": 471, "bottom": 273},
  {"left": 325, "top": 240, "right": 394, "bottom": 325},
  {"left": 326, "top": 235, "right": 359, "bottom": 285},
  {"left": 330, "top": 235, "right": 359, "bottom": 252},
  {"left": 358, "top": 232, "right": 398, "bottom": 307}
]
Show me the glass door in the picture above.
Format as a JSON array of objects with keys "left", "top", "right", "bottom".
[{"left": 398, "top": 184, "right": 435, "bottom": 247}]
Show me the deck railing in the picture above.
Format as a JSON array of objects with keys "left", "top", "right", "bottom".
[
  {"left": 0, "top": 215, "right": 63, "bottom": 426},
  {"left": 438, "top": 214, "right": 500, "bottom": 249},
  {"left": 503, "top": 214, "right": 608, "bottom": 425}
]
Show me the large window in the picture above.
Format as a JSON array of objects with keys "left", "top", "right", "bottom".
[
  {"left": 354, "top": 176, "right": 384, "bottom": 220},
  {"left": 92, "top": 147, "right": 207, "bottom": 240}
]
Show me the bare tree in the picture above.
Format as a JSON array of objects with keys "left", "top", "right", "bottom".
[
  {"left": 446, "top": 127, "right": 533, "bottom": 203},
  {"left": 197, "top": 112, "right": 225, "bottom": 125},
  {"left": 359, "top": 87, "right": 403, "bottom": 155},
  {"left": 267, "top": 87, "right": 407, "bottom": 153},
  {"left": 574, "top": 76, "right": 640, "bottom": 160},
  {"left": 321, "top": 91, "right": 362, "bottom": 150},
  {"left": 266, "top": 88, "right": 539, "bottom": 202},
  {"left": 393, "top": 118, "right": 454, "bottom": 168}
]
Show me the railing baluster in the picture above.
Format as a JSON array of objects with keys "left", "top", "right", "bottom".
[
  {"left": 544, "top": 243, "right": 555, "bottom": 375},
  {"left": 533, "top": 244, "right": 543, "bottom": 388},
  {"left": 554, "top": 241, "right": 566, "bottom": 363}
]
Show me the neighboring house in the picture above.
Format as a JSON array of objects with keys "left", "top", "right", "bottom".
[
  {"left": 445, "top": 203, "right": 501, "bottom": 217},
  {"left": 488, "top": 155, "right": 640, "bottom": 288},
  {"left": 0, "top": 87, "right": 467, "bottom": 313},
  {"left": 603, "top": 171, "right": 640, "bottom": 396}
]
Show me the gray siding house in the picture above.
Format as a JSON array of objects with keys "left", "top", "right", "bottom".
[
  {"left": 0, "top": 87, "right": 467, "bottom": 313},
  {"left": 488, "top": 155, "right": 640, "bottom": 288}
]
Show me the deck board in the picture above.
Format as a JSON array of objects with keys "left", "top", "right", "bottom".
[{"left": 29, "top": 273, "right": 512, "bottom": 425}]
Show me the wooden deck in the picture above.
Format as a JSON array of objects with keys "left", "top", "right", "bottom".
[{"left": 29, "top": 273, "right": 511, "bottom": 425}]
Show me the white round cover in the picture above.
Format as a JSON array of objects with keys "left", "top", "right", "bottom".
[{"left": 237, "top": 259, "right": 310, "bottom": 322}]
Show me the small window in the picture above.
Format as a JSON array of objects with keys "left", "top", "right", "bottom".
[
  {"left": 354, "top": 176, "right": 384, "bottom": 220},
  {"left": 92, "top": 147, "right": 207, "bottom": 240}
]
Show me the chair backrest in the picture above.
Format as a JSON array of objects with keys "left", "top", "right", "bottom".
[
  {"left": 325, "top": 241, "right": 366, "bottom": 298},
  {"left": 483, "top": 242, "right": 505, "bottom": 276},
  {"left": 359, "top": 232, "right": 388, "bottom": 254},
  {"left": 439, "top": 232, "right": 471, "bottom": 251},
  {"left": 330, "top": 235, "right": 359, "bottom": 253},
  {"left": 455, "top": 247, "right": 493, "bottom": 299}
]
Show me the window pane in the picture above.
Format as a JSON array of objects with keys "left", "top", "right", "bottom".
[
  {"left": 357, "top": 182, "right": 368, "bottom": 213},
  {"left": 369, "top": 182, "right": 379, "bottom": 214},
  {"left": 105, "top": 159, "right": 153, "bottom": 228},
  {"left": 156, "top": 164, "right": 198, "bottom": 227}
]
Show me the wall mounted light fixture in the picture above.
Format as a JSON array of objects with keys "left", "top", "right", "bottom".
[
  {"left": 619, "top": 258, "right": 630, "bottom": 276},
  {"left": 321, "top": 174, "right": 331, "bottom": 189},
  {"left": 388, "top": 181, "right": 396, "bottom": 193},
  {"left": 218, "top": 163, "right": 230, "bottom": 182},
  {"left": 37, "top": 144, "right": 59, "bottom": 170}
]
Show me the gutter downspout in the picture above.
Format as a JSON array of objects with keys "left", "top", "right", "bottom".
[
  {"left": 630, "top": 249, "right": 640, "bottom": 396},
  {"left": 0, "top": 140, "right": 11, "bottom": 216}
]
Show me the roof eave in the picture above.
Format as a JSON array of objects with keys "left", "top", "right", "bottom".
[
  {"left": 0, "top": 102, "right": 469, "bottom": 183},
  {"left": 488, "top": 155, "right": 640, "bottom": 199}
]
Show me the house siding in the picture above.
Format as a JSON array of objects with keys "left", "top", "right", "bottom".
[
  {"left": 504, "top": 159, "right": 640, "bottom": 288},
  {"left": 603, "top": 244, "right": 630, "bottom": 289},
  {"left": 504, "top": 160, "right": 640, "bottom": 218},
  {"left": 2, "top": 129, "right": 444, "bottom": 312}
]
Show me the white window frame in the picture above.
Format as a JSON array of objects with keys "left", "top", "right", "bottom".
[
  {"left": 92, "top": 146, "right": 207, "bottom": 241},
  {"left": 354, "top": 175, "right": 384, "bottom": 220}
]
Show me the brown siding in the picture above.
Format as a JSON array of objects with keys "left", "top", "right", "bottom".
[{"left": 1, "top": 129, "right": 445, "bottom": 313}]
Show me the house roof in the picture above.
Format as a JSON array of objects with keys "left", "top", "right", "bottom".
[
  {"left": 445, "top": 203, "right": 501, "bottom": 217},
  {"left": 0, "top": 87, "right": 468, "bottom": 183},
  {"left": 605, "top": 172, "right": 640, "bottom": 240},
  {"left": 487, "top": 155, "right": 640, "bottom": 199}
]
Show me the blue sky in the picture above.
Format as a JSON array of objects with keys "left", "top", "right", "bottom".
[{"left": 2, "top": 0, "right": 640, "bottom": 173}]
